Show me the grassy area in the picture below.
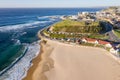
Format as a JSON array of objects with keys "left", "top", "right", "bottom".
[
  {"left": 42, "top": 20, "right": 107, "bottom": 40},
  {"left": 43, "top": 29, "right": 82, "bottom": 39},
  {"left": 80, "top": 43, "right": 110, "bottom": 51},
  {"left": 114, "top": 30, "right": 120, "bottom": 38},
  {"left": 81, "top": 43, "right": 95, "bottom": 47},
  {"left": 43, "top": 28, "right": 107, "bottom": 40},
  {"left": 52, "top": 20, "right": 102, "bottom": 33},
  {"left": 88, "top": 34, "right": 108, "bottom": 40},
  {"left": 48, "top": 33, "right": 82, "bottom": 39}
]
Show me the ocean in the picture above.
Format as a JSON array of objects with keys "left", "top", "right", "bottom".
[{"left": 0, "top": 8, "right": 104, "bottom": 80}]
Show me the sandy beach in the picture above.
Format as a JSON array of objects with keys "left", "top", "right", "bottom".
[{"left": 23, "top": 39, "right": 120, "bottom": 80}]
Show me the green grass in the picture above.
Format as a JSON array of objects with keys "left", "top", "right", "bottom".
[
  {"left": 52, "top": 20, "right": 102, "bottom": 33},
  {"left": 43, "top": 29, "right": 82, "bottom": 39},
  {"left": 88, "top": 34, "right": 108, "bottom": 40},
  {"left": 43, "top": 28, "right": 107, "bottom": 40},
  {"left": 42, "top": 20, "right": 107, "bottom": 40},
  {"left": 114, "top": 30, "right": 120, "bottom": 38},
  {"left": 49, "top": 33, "right": 82, "bottom": 39}
]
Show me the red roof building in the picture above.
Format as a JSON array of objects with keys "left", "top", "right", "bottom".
[
  {"left": 98, "top": 40, "right": 110, "bottom": 45},
  {"left": 82, "top": 38, "right": 98, "bottom": 44},
  {"left": 86, "top": 38, "right": 97, "bottom": 42},
  {"left": 98, "top": 40, "right": 112, "bottom": 48},
  {"left": 82, "top": 38, "right": 112, "bottom": 48}
]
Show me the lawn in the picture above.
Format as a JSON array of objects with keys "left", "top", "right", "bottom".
[
  {"left": 52, "top": 20, "right": 102, "bottom": 33},
  {"left": 88, "top": 34, "right": 108, "bottom": 40}
]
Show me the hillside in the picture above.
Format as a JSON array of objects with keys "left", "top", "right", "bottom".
[{"left": 51, "top": 20, "right": 102, "bottom": 33}]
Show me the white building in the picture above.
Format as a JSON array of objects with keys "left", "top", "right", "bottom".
[{"left": 110, "top": 48, "right": 119, "bottom": 54}]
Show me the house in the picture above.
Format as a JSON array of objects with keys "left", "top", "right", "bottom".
[
  {"left": 98, "top": 40, "right": 112, "bottom": 48},
  {"left": 110, "top": 47, "right": 119, "bottom": 54},
  {"left": 82, "top": 38, "right": 87, "bottom": 43},
  {"left": 82, "top": 38, "right": 98, "bottom": 44}
]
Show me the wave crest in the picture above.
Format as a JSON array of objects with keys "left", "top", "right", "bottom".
[
  {"left": 0, "top": 21, "right": 52, "bottom": 32},
  {"left": 0, "top": 41, "right": 40, "bottom": 80}
]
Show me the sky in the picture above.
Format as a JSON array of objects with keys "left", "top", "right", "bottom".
[{"left": 0, "top": 0, "right": 119, "bottom": 8}]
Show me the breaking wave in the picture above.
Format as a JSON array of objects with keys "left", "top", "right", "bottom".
[
  {"left": 0, "top": 15, "right": 60, "bottom": 80},
  {"left": 37, "top": 15, "right": 61, "bottom": 20},
  {"left": 0, "top": 21, "right": 52, "bottom": 32},
  {"left": 0, "top": 41, "right": 40, "bottom": 80}
]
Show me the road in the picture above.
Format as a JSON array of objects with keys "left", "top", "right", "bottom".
[{"left": 103, "top": 22, "right": 120, "bottom": 42}]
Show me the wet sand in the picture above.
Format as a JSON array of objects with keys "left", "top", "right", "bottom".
[
  {"left": 23, "top": 42, "right": 43, "bottom": 80},
  {"left": 23, "top": 40, "right": 54, "bottom": 80}
]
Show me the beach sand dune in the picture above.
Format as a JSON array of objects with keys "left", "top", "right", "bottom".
[{"left": 23, "top": 39, "right": 120, "bottom": 80}]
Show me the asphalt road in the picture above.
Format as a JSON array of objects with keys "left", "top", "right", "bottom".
[{"left": 103, "top": 22, "right": 120, "bottom": 42}]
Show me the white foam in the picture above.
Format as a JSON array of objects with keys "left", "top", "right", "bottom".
[
  {"left": 0, "top": 41, "right": 40, "bottom": 80},
  {"left": 37, "top": 15, "right": 57, "bottom": 19},
  {"left": 21, "top": 32, "right": 27, "bottom": 35},
  {"left": 37, "top": 16, "right": 49, "bottom": 19},
  {"left": 37, "top": 15, "right": 61, "bottom": 20},
  {"left": 0, "top": 15, "right": 60, "bottom": 32},
  {"left": 16, "top": 40, "right": 21, "bottom": 45},
  {"left": 0, "top": 21, "right": 52, "bottom": 32}
]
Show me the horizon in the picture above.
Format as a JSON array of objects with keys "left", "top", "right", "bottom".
[
  {"left": 0, "top": 6, "right": 107, "bottom": 9},
  {"left": 0, "top": 6, "right": 117, "bottom": 9},
  {"left": 0, "top": 5, "right": 113, "bottom": 9},
  {"left": 0, "top": 0, "right": 120, "bottom": 8}
]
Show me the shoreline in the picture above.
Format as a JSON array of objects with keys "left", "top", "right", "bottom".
[
  {"left": 0, "top": 45, "right": 28, "bottom": 76},
  {"left": 22, "top": 20, "right": 59, "bottom": 80},
  {"left": 0, "top": 41, "right": 40, "bottom": 80},
  {"left": 23, "top": 42, "right": 43, "bottom": 80},
  {"left": 23, "top": 40, "right": 54, "bottom": 80}
]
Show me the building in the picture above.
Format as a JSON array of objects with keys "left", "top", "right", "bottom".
[
  {"left": 82, "top": 38, "right": 113, "bottom": 48},
  {"left": 82, "top": 38, "right": 98, "bottom": 44},
  {"left": 110, "top": 47, "right": 119, "bottom": 54},
  {"left": 98, "top": 40, "right": 112, "bottom": 48}
]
